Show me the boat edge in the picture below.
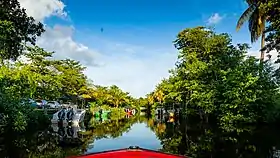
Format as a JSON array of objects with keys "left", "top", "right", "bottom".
[{"left": 68, "top": 146, "right": 187, "bottom": 158}]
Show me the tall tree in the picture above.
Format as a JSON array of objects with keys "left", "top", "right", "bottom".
[
  {"left": 236, "top": 0, "right": 266, "bottom": 62},
  {"left": 171, "top": 26, "right": 277, "bottom": 124},
  {"left": 0, "top": 0, "right": 45, "bottom": 62},
  {"left": 54, "top": 58, "right": 87, "bottom": 97}
]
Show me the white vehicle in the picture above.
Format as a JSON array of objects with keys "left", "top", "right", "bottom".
[{"left": 47, "top": 101, "right": 61, "bottom": 109}]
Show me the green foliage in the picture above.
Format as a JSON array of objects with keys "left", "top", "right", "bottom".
[
  {"left": 236, "top": 0, "right": 267, "bottom": 61},
  {"left": 2, "top": 1, "right": 280, "bottom": 157},
  {"left": 236, "top": 0, "right": 266, "bottom": 43},
  {"left": 0, "top": 79, "right": 50, "bottom": 133},
  {"left": 89, "top": 104, "right": 127, "bottom": 120},
  {"left": 0, "top": 1, "right": 70, "bottom": 135},
  {"left": 0, "top": 0, "right": 44, "bottom": 61},
  {"left": 0, "top": 44, "right": 136, "bottom": 134},
  {"left": 262, "top": 0, "right": 280, "bottom": 61},
  {"left": 0, "top": 44, "right": 94, "bottom": 133},
  {"left": 149, "top": 27, "right": 280, "bottom": 125},
  {"left": 83, "top": 84, "right": 136, "bottom": 109}
]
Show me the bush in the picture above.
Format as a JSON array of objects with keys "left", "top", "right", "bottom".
[{"left": 89, "top": 103, "right": 127, "bottom": 120}]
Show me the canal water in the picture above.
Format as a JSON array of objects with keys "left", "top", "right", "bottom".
[
  {"left": 1, "top": 114, "right": 280, "bottom": 158},
  {"left": 85, "top": 123, "right": 161, "bottom": 153}
]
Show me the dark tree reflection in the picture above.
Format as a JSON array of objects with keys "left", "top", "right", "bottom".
[
  {"left": 1, "top": 114, "right": 280, "bottom": 158},
  {"left": 0, "top": 114, "right": 139, "bottom": 158},
  {"left": 146, "top": 115, "right": 280, "bottom": 158}
]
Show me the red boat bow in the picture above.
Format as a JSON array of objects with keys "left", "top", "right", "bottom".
[{"left": 70, "top": 146, "right": 186, "bottom": 158}]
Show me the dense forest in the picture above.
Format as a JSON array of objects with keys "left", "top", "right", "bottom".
[
  {"left": 1, "top": 0, "right": 280, "bottom": 135},
  {"left": 145, "top": 0, "right": 280, "bottom": 126}
]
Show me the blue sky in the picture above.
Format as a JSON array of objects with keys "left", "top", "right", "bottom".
[
  {"left": 19, "top": 0, "right": 264, "bottom": 97},
  {"left": 47, "top": 0, "right": 255, "bottom": 45}
]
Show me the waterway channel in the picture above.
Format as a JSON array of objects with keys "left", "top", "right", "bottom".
[{"left": 1, "top": 114, "right": 280, "bottom": 158}]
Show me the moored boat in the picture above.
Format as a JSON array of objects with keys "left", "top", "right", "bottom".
[
  {"left": 51, "top": 106, "right": 86, "bottom": 126},
  {"left": 69, "top": 146, "right": 186, "bottom": 158}
]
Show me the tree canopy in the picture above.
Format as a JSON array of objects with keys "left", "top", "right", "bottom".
[
  {"left": 0, "top": 0, "right": 44, "bottom": 62},
  {"left": 146, "top": 26, "right": 280, "bottom": 125},
  {"left": 0, "top": 1, "right": 135, "bottom": 134},
  {"left": 2, "top": 0, "right": 280, "bottom": 157},
  {"left": 1, "top": 0, "right": 280, "bottom": 144}
]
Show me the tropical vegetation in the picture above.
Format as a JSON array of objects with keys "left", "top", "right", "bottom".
[
  {"left": 0, "top": 0, "right": 137, "bottom": 134},
  {"left": 236, "top": 0, "right": 266, "bottom": 61},
  {"left": 1, "top": 0, "right": 280, "bottom": 157},
  {"left": 145, "top": 0, "right": 280, "bottom": 126}
]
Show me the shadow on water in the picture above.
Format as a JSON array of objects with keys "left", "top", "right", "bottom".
[{"left": 1, "top": 113, "right": 280, "bottom": 158}]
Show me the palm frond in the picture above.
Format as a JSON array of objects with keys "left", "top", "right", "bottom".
[
  {"left": 248, "top": 9, "right": 260, "bottom": 42},
  {"left": 248, "top": 9, "right": 266, "bottom": 43},
  {"left": 249, "top": 20, "right": 258, "bottom": 43},
  {"left": 236, "top": 5, "right": 256, "bottom": 31}
]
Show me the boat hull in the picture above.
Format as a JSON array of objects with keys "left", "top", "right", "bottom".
[{"left": 69, "top": 147, "right": 186, "bottom": 158}]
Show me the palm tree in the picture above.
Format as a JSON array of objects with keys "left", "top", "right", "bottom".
[
  {"left": 108, "top": 85, "right": 128, "bottom": 107},
  {"left": 236, "top": 0, "right": 266, "bottom": 62}
]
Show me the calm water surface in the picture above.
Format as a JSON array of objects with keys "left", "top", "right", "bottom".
[
  {"left": 1, "top": 114, "right": 280, "bottom": 158},
  {"left": 85, "top": 122, "right": 161, "bottom": 153}
]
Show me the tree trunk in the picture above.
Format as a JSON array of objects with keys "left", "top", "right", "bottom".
[{"left": 260, "top": 32, "right": 265, "bottom": 62}]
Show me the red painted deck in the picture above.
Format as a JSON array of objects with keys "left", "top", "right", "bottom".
[{"left": 70, "top": 147, "right": 186, "bottom": 158}]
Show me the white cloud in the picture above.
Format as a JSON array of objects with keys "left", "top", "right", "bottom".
[
  {"left": 207, "top": 13, "right": 223, "bottom": 25},
  {"left": 17, "top": 0, "right": 99, "bottom": 66},
  {"left": 18, "top": 0, "right": 67, "bottom": 21},
  {"left": 37, "top": 25, "right": 100, "bottom": 66},
  {"left": 37, "top": 24, "right": 177, "bottom": 97}
]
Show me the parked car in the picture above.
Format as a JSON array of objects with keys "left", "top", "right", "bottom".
[
  {"left": 47, "top": 101, "right": 61, "bottom": 109},
  {"left": 35, "top": 99, "right": 48, "bottom": 109},
  {"left": 20, "top": 98, "right": 37, "bottom": 107}
]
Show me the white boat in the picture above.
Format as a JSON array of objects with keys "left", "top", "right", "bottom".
[
  {"left": 51, "top": 123, "right": 86, "bottom": 138},
  {"left": 51, "top": 106, "right": 86, "bottom": 125}
]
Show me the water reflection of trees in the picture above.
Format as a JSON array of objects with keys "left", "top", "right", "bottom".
[
  {"left": 144, "top": 115, "right": 280, "bottom": 158},
  {"left": 1, "top": 128, "right": 77, "bottom": 157},
  {"left": 3, "top": 114, "right": 280, "bottom": 158},
  {"left": 84, "top": 115, "right": 139, "bottom": 139},
  {"left": 0, "top": 114, "right": 139, "bottom": 158}
]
